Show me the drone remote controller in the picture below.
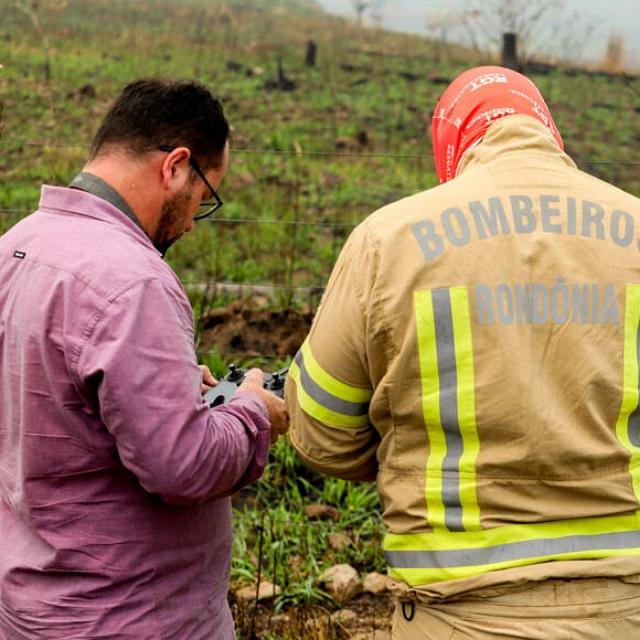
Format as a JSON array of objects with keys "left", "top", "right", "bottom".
[{"left": 203, "top": 364, "right": 288, "bottom": 407}]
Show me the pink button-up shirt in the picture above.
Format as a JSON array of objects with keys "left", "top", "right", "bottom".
[{"left": 0, "top": 186, "right": 270, "bottom": 639}]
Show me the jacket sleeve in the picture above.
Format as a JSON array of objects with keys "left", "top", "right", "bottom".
[
  {"left": 74, "top": 277, "right": 271, "bottom": 504},
  {"left": 286, "top": 223, "right": 380, "bottom": 481}
]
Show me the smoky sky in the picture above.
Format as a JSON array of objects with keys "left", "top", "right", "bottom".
[{"left": 316, "top": 0, "right": 640, "bottom": 70}]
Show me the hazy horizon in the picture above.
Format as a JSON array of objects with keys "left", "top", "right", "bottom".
[{"left": 316, "top": 0, "right": 640, "bottom": 70}]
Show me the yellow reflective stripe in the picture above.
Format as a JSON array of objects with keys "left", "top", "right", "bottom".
[
  {"left": 414, "top": 290, "right": 447, "bottom": 530},
  {"left": 450, "top": 287, "right": 481, "bottom": 531},
  {"left": 385, "top": 511, "right": 640, "bottom": 551},
  {"left": 385, "top": 511, "right": 640, "bottom": 585},
  {"left": 414, "top": 288, "right": 481, "bottom": 532},
  {"left": 289, "top": 359, "right": 370, "bottom": 429},
  {"left": 388, "top": 548, "right": 640, "bottom": 585},
  {"left": 300, "top": 340, "right": 372, "bottom": 404},
  {"left": 616, "top": 284, "right": 640, "bottom": 501}
]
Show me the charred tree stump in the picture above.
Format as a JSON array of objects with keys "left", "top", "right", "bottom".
[
  {"left": 502, "top": 32, "right": 519, "bottom": 70},
  {"left": 305, "top": 40, "right": 317, "bottom": 67},
  {"left": 264, "top": 58, "right": 297, "bottom": 91},
  {"left": 276, "top": 57, "right": 296, "bottom": 91}
]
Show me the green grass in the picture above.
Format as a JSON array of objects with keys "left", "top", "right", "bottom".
[{"left": 231, "top": 437, "right": 384, "bottom": 610}]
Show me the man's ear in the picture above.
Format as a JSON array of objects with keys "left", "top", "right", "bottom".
[{"left": 160, "top": 147, "right": 191, "bottom": 194}]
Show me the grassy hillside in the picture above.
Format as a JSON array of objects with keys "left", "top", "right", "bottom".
[{"left": 4, "top": 0, "right": 638, "bottom": 323}]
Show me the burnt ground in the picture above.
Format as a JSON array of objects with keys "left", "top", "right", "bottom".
[
  {"left": 198, "top": 297, "right": 314, "bottom": 361},
  {"left": 232, "top": 594, "right": 394, "bottom": 640}
]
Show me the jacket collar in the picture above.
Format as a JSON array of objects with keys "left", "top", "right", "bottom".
[{"left": 456, "top": 114, "right": 576, "bottom": 178}]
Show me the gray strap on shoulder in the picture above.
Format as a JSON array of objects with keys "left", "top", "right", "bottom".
[{"left": 68, "top": 172, "right": 146, "bottom": 234}]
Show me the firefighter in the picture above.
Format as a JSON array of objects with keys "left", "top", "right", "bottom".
[{"left": 285, "top": 66, "right": 640, "bottom": 638}]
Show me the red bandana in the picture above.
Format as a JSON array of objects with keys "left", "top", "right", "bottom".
[{"left": 431, "top": 66, "right": 564, "bottom": 183}]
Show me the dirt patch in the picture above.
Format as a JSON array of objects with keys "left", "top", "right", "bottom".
[
  {"left": 199, "top": 297, "right": 314, "bottom": 359},
  {"left": 232, "top": 593, "right": 394, "bottom": 639}
]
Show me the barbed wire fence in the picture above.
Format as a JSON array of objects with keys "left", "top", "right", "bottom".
[
  {"left": 0, "top": 137, "right": 432, "bottom": 360},
  {"left": 2, "top": 137, "right": 640, "bottom": 370},
  {"left": 2, "top": 140, "right": 638, "bottom": 222}
]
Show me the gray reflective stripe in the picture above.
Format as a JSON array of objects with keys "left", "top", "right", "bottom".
[
  {"left": 628, "top": 316, "right": 640, "bottom": 447},
  {"left": 432, "top": 289, "right": 464, "bottom": 532},
  {"left": 385, "top": 529, "right": 640, "bottom": 569},
  {"left": 294, "top": 351, "right": 370, "bottom": 417}
]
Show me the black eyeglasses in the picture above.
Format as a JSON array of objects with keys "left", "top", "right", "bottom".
[{"left": 157, "top": 145, "right": 223, "bottom": 220}]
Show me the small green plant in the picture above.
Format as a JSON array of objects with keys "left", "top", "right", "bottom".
[{"left": 231, "top": 437, "right": 385, "bottom": 612}]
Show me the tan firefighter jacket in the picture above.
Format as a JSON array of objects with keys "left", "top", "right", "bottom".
[{"left": 285, "top": 115, "right": 640, "bottom": 600}]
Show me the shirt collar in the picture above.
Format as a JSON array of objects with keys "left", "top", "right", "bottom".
[
  {"left": 37, "top": 184, "right": 161, "bottom": 257},
  {"left": 68, "top": 172, "right": 146, "bottom": 233}
]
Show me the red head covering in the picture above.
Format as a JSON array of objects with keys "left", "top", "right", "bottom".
[{"left": 431, "top": 66, "right": 563, "bottom": 183}]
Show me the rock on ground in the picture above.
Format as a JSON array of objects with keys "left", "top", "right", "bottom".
[
  {"left": 321, "top": 563, "right": 361, "bottom": 603},
  {"left": 235, "top": 580, "right": 281, "bottom": 602}
]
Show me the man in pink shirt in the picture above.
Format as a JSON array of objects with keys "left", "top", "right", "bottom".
[{"left": 0, "top": 78, "right": 287, "bottom": 639}]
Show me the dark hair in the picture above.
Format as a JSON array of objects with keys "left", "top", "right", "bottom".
[{"left": 90, "top": 78, "right": 230, "bottom": 169}]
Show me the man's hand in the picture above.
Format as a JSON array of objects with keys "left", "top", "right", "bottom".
[
  {"left": 199, "top": 364, "right": 218, "bottom": 394},
  {"left": 237, "top": 368, "right": 288, "bottom": 444}
]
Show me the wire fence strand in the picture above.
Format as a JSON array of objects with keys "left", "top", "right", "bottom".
[
  {"left": 1, "top": 138, "right": 428, "bottom": 159},
  {"left": 184, "top": 280, "right": 325, "bottom": 290},
  {"left": 3, "top": 138, "right": 640, "bottom": 165},
  {"left": 0, "top": 207, "right": 358, "bottom": 227}
]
